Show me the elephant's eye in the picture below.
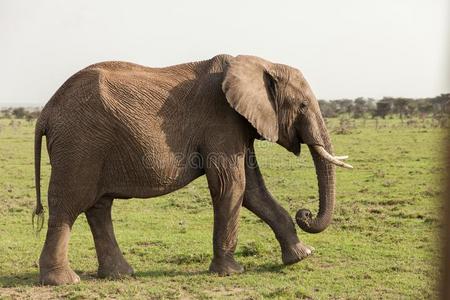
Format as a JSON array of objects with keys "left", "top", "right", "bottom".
[{"left": 299, "top": 101, "right": 308, "bottom": 113}]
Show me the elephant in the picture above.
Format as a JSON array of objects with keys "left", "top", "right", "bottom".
[{"left": 33, "top": 54, "right": 352, "bottom": 285}]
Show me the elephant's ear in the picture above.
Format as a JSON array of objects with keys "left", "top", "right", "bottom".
[{"left": 222, "top": 55, "right": 279, "bottom": 142}]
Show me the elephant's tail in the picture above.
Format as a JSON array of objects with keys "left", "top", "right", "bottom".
[{"left": 33, "top": 118, "right": 46, "bottom": 233}]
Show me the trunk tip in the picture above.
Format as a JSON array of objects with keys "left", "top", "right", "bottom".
[
  {"left": 295, "top": 209, "right": 313, "bottom": 230},
  {"left": 295, "top": 208, "right": 329, "bottom": 234}
]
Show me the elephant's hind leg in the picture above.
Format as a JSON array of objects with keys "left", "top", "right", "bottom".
[
  {"left": 39, "top": 212, "right": 80, "bottom": 285},
  {"left": 38, "top": 151, "right": 106, "bottom": 285},
  {"left": 86, "top": 196, "right": 134, "bottom": 279}
]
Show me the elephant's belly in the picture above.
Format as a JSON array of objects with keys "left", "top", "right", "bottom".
[{"left": 101, "top": 150, "right": 205, "bottom": 199}]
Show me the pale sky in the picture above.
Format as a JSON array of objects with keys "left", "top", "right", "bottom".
[{"left": 1, "top": 0, "right": 448, "bottom": 106}]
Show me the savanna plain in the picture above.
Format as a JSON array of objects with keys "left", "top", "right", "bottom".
[{"left": 0, "top": 117, "right": 446, "bottom": 299}]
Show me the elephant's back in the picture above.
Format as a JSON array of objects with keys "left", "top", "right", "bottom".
[
  {"left": 39, "top": 60, "right": 199, "bottom": 167},
  {"left": 40, "top": 57, "right": 221, "bottom": 127},
  {"left": 38, "top": 56, "right": 225, "bottom": 166},
  {"left": 40, "top": 61, "right": 162, "bottom": 137}
]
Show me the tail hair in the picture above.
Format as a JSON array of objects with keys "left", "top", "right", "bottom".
[{"left": 32, "top": 205, "right": 45, "bottom": 233}]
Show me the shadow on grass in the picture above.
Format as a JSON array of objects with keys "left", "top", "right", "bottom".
[
  {"left": 246, "top": 262, "right": 287, "bottom": 273},
  {"left": 0, "top": 271, "right": 98, "bottom": 288},
  {"left": 0, "top": 264, "right": 286, "bottom": 287},
  {"left": 135, "top": 269, "right": 209, "bottom": 278},
  {"left": 0, "top": 269, "right": 208, "bottom": 287},
  {"left": 0, "top": 272, "right": 39, "bottom": 288}
]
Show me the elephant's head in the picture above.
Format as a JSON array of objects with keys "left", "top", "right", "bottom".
[{"left": 222, "top": 55, "right": 352, "bottom": 233}]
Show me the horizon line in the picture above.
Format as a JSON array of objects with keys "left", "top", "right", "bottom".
[{"left": 1, "top": 93, "right": 449, "bottom": 108}]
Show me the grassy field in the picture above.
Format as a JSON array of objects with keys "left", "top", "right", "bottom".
[{"left": 0, "top": 117, "right": 446, "bottom": 299}]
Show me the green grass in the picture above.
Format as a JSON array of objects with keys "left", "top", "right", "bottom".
[{"left": 0, "top": 117, "right": 445, "bottom": 299}]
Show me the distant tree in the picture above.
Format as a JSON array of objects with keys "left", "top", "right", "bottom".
[
  {"left": 431, "top": 93, "right": 450, "bottom": 116},
  {"left": 406, "top": 100, "right": 418, "bottom": 117},
  {"left": 315, "top": 95, "right": 448, "bottom": 119},
  {"left": 366, "top": 98, "right": 377, "bottom": 116},
  {"left": 445, "top": 95, "right": 450, "bottom": 114},
  {"left": 417, "top": 100, "right": 433, "bottom": 116},
  {"left": 393, "top": 98, "right": 409, "bottom": 120},
  {"left": 334, "top": 99, "right": 354, "bottom": 115},
  {"left": 353, "top": 97, "right": 368, "bottom": 119},
  {"left": 26, "top": 110, "right": 41, "bottom": 121},
  {"left": 374, "top": 101, "right": 391, "bottom": 119},
  {"left": 318, "top": 100, "right": 338, "bottom": 118},
  {"left": 1, "top": 108, "right": 12, "bottom": 118},
  {"left": 12, "top": 107, "right": 26, "bottom": 119}
]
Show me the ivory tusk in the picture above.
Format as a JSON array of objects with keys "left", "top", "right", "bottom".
[
  {"left": 334, "top": 155, "right": 349, "bottom": 160},
  {"left": 312, "top": 146, "right": 353, "bottom": 169}
]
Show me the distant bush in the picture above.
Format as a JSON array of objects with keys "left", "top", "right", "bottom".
[
  {"left": 1, "top": 108, "right": 12, "bottom": 118},
  {"left": 319, "top": 93, "right": 449, "bottom": 119},
  {"left": 1, "top": 107, "right": 41, "bottom": 120},
  {"left": 12, "top": 107, "right": 26, "bottom": 118}
]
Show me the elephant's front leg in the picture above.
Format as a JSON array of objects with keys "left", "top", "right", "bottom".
[
  {"left": 243, "top": 147, "right": 313, "bottom": 264},
  {"left": 205, "top": 154, "right": 246, "bottom": 276}
]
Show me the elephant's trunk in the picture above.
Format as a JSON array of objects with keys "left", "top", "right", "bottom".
[{"left": 295, "top": 144, "right": 336, "bottom": 233}]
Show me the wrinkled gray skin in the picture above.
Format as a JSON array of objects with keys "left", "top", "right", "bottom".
[{"left": 34, "top": 55, "right": 338, "bottom": 285}]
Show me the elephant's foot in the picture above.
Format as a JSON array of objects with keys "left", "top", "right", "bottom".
[
  {"left": 281, "top": 242, "right": 314, "bottom": 265},
  {"left": 209, "top": 256, "right": 244, "bottom": 276},
  {"left": 39, "top": 266, "right": 80, "bottom": 285},
  {"left": 98, "top": 259, "right": 134, "bottom": 279}
]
